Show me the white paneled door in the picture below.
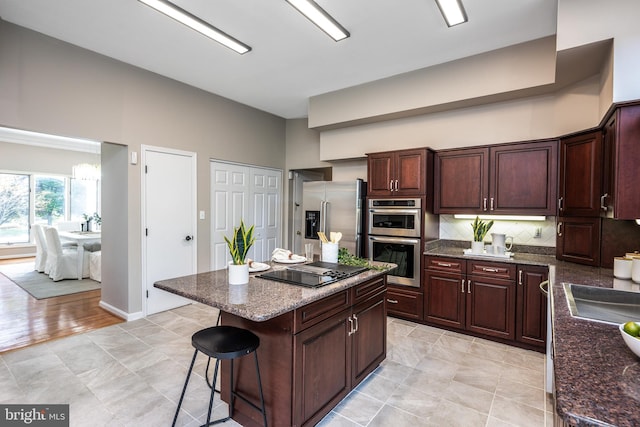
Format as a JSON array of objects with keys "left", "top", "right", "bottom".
[
  {"left": 210, "top": 161, "right": 282, "bottom": 270},
  {"left": 143, "top": 147, "right": 196, "bottom": 315}
]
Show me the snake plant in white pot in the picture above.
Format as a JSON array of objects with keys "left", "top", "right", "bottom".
[
  {"left": 224, "top": 220, "right": 255, "bottom": 285},
  {"left": 470, "top": 216, "right": 493, "bottom": 254}
]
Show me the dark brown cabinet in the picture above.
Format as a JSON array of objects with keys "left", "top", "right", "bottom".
[
  {"left": 434, "top": 141, "right": 557, "bottom": 215},
  {"left": 516, "top": 265, "right": 547, "bottom": 349},
  {"left": 367, "top": 148, "right": 431, "bottom": 196},
  {"left": 293, "top": 278, "right": 386, "bottom": 427},
  {"left": 556, "top": 216, "right": 602, "bottom": 266},
  {"left": 558, "top": 131, "right": 603, "bottom": 217},
  {"left": 424, "top": 255, "right": 545, "bottom": 349},
  {"left": 385, "top": 285, "right": 424, "bottom": 321},
  {"left": 602, "top": 104, "right": 640, "bottom": 219}
]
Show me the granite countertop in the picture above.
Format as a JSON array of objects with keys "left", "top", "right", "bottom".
[
  {"left": 154, "top": 261, "right": 392, "bottom": 322},
  {"left": 425, "top": 241, "right": 640, "bottom": 427}
]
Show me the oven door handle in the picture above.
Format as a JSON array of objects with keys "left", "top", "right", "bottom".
[
  {"left": 369, "top": 208, "right": 420, "bottom": 215},
  {"left": 369, "top": 236, "right": 420, "bottom": 245}
]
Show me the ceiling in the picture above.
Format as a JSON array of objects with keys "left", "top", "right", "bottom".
[{"left": 0, "top": 0, "right": 558, "bottom": 119}]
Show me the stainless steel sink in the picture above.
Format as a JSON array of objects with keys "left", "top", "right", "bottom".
[{"left": 563, "top": 283, "right": 640, "bottom": 325}]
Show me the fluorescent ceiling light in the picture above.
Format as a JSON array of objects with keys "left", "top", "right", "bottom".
[
  {"left": 286, "top": 0, "right": 350, "bottom": 41},
  {"left": 435, "top": 0, "right": 468, "bottom": 27},
  {"left": 138, "top": 0, "right": 251, "bottom": 54},
  {"left": 453, "top": 215, "right": 546, "bottom": 222}
]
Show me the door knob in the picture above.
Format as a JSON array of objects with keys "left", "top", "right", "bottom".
[{"left": 185, "top": 235, "right": 193, "bottom": 241}]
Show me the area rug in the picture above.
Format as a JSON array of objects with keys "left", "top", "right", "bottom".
[{"left": 0, "top": 261, "right": 100, "bottom": 299}]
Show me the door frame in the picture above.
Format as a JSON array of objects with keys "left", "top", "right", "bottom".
[{"left": 141, "top": 144, "right": 197, "bottom": 316}]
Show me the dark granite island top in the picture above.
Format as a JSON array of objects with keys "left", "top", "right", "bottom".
[
  {"left": 424, "top": 241, "right": 640, "bottom": 427},
  {"left": 154, "top": 261, "right": 393, "bottom": 322}
]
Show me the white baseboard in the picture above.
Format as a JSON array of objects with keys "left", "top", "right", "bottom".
[{"left": 99, "top": 300, "right": 143, "bottom": 321}]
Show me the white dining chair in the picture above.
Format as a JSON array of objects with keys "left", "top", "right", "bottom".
[
  {"left": 89, "top": 251, "right": 101, "bottom": 282},
  {"left": 33, "top": 224, "right": 47, "bottom": 273},
  {"left": 44, "top": 226, "right": 90, "bottom": 281},
  {"left": 56, "top": 221, "right": 82, "bottom": 232}
]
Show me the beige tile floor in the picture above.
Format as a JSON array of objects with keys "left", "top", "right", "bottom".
[{"left": 0, "top": 303, "right": 552, "bottom": 426}]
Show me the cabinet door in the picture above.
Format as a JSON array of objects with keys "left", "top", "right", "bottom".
[
  {"left": 352, "top": 292, "right": 387, "bottom": 386},
  {"left": 367, "top": 152, "right": 394, "bottom": 196},
  {"left": 424, "top": 270, "right": 465, "bottom": 330},
  {"left": 434, "top": 148, "right": 489, "bottom": 214},
  {"left": 293, "top": 309, "right": 352, "bottom": 427},
  {"left": 466, "top": 276, "right": 516, "bottom": 340},
  {"left": 395, "top": 149, "right": 425, "bottom": 195},
  {"left": 516, "top": 266, "right": 547, "bottom": 348},
  {"left": 490, "top": 141, "right": 558, "bottom": 215},
  {"left": 556, "top": 216, "right": 601, "bottom": 266},
  {"left": 601, "top": 115, "right": 616, "bottom": 218},
  {"left": 558, "top": 131, "right": 603, "bottom": 217}
]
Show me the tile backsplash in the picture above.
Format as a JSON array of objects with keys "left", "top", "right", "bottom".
[{"left": 438, "top": 215, "right": 557, "bottom": 247}]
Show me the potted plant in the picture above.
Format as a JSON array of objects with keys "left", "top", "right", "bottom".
[
  {"left": 470, "top": 216, "right": 493, "bottom": 254},
  {"left": 224, "top": 220, "right": 255, "bottom": 284}
]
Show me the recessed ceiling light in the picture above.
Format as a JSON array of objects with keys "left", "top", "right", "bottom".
[
  {"left": 435, "top": 0, "right": 468, "bottom": 27},
  {"left": 138, "top": 0, "right": 251, "bottom": 54},
  {"left": 286, "top": 0, "right": 350, "bottom": 41}
]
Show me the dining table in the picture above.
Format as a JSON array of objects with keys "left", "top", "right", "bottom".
[{"left": 57, "top": 230, "right": 101, "bottom": 280}]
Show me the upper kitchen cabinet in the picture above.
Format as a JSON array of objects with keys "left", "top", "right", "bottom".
[
  {"left": 602, "top": 104, "right": 640, "bottom": 220},
  {"left": 434, "top": 141, "right": 557, "bottom": 215},
  {"left": 367, "top": 148, "right": 433, "bottom": 197},
  {"left": 558, "top": 131, "right": 603, "bottom": 217}
]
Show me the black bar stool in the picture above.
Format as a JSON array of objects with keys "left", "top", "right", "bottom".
[{"left": 172, "top": 325, "right": 268, "bottom": 427}]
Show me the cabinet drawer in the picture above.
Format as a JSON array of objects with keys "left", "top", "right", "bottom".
[
  {"left": 385, "top": 287, "right": 423, "bottom": 321},
  {"left": 352, "top": 276, "right": 386, "bottom": 305},
  {"left": 294, "top": 290, "right": 350, "bottom": 334},
  {"left": 425, "top": 256, "right": 465, "bottom": 274},
  {"left": 467, "top": 260, "right": 516, "bottom": 280}
]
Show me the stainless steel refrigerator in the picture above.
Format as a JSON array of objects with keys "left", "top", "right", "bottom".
[{"left": 302, "top": 179, "right": 366, "bottom": 258}]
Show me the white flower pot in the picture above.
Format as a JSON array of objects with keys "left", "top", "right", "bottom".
[
  {"left": 471, "top": 241, "right": 484, "bottom": 254},
  {"left": 228, "top": 262, "right": 249, "bottom": 285}
]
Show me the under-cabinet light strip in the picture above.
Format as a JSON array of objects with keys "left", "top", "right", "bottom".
[{"left": 453, "top": 215, "right": 546, "bottom": 221}]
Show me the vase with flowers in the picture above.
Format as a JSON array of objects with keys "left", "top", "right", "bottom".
[{"left": 224, "top": 220, "right": 255, "bottom": 284}]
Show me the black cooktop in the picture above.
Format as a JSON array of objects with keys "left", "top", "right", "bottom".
[{"left": 258, "top": 261, "right": 368, "bottom": 288}]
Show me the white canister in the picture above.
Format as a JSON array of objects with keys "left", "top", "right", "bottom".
[
  {"left": 321, "top": 242, "right": 339, "bottom": 263},
  {"left": 614, "top": 257, "right": 633, "bottom": 279},
  {"left": 632, "top": 258, "right": 640, "bottom": 284}
]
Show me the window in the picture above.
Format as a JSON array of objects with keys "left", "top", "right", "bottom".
[
  {"left": 0, "top": 173, "right": 30, "bottom": 244},
  {"left": 0, "top": 172, "right": 100, "bottom": 245}
]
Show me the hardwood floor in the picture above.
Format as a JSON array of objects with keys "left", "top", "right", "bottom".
[{"left": 0, "top": 258, "right": 123, "bottom": 354}]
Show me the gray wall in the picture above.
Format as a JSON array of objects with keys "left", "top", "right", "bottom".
[{"left": 0, "top": 20, "right": 286, "bottom": 316}]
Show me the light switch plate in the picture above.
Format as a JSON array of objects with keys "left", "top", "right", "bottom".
[{"left": 199, "top": 210, "right": 205, "bottom": 220}]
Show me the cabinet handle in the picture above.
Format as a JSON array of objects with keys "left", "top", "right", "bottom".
[
  {"left": 389, "top": 180, "right": 394, "bottom": 192},
  {"left": 386, "top": 298, "right": 399, "bottom": 304},
  {"left": 557, "top": 222, "right": 562, "bottom": 237},
  {"left": 539, "top": 280, "right": 549, "bottom": 297},
  {"left": 490, "top": 197, "right": 494, "bottom": 211},
  {"left": 518, "top": 270, "right": 523, "bottom": 286},
  {"left": 558, "top": 197, "right": 563, "bottom": 212},
  {"left": 461, "top": 279, "right": 465, "bottom": 293},
  {"left": 482, "top": 267, "right": 498, "bottom": 273},
  {"left": 601, "top": 193, "right": 608, "bottom": 211},
  {"left": 483, "top": 198, "right": 487, "bottom": 211},
  {"left": 436, "top": 262, "right": 452, "bottom": 267},
  {"left": 395, "top": 179, "right": 399, "bottom": 192},
  {"left": 348, "top": 316, "right": 354, "bottom": 336},
  {"left": 467, "top": 280, "right": 472, "bottom": 294},
  {"left": 353, "top": 314, "right": 359, "bottom": 333}
]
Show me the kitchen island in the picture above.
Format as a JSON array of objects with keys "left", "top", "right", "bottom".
[
  {"left": 425, "top": 241, "right": 640, "bottom": 427},
  {"left": 154, "top": 262, "right": 392, "bottom": 427}
]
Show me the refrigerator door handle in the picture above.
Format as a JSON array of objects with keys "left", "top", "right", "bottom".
[{"left": 321, "top": 200, "right": 328, "bottom": 233}]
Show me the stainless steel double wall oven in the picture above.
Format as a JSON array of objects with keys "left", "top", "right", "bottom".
[{"left": 368, "top": 198, "right": 422, "bottom": 287}]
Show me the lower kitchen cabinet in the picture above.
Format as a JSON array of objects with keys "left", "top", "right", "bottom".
[
  {"left": 424, "top": 255, "right": 545, "bottom": 349},
  {"left": 293, "top": 281, "right": 386, "bottom": 427},
  {"left": 385, "top": 285, "right": 424, "bottom": 321},
  {"left": 516, "top": 265, "right": 548, "bottom": 348}
]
